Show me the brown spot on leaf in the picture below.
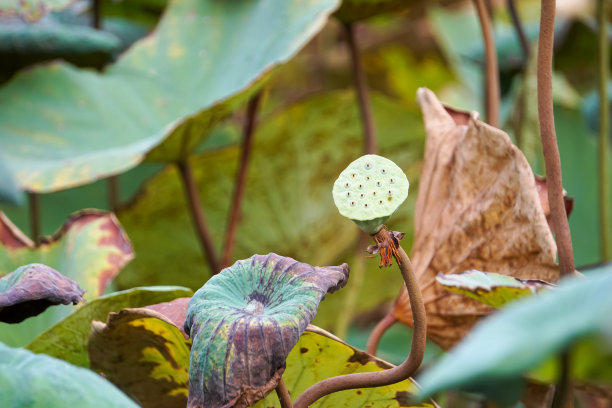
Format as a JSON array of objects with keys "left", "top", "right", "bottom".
[
  {"left": 395, "top": 390, "right": 414, "bottom": 407},
  {"left": 300, "top": 347, "right": 308, "bottom": 354}
]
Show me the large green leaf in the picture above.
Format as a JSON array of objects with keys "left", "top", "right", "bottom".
[
  {"left": 0, "top": 341, "right": 138, "bottom": 407},
  {"left": 0, "top": 210, "right": 134, "bottom": 346},
  {"left": 115, "top": 92, "right": 424, "bottom": 318},
  {"left": 436, "top": 270, "right": 554, "bottom": 308},
  {"left": 0, "top": 0, "right": 339, "bottom": 193},
  {"left": 89, "top": 306, "right": 191, "bottom": 408},
  {"left": 0, "top": 154, "right": 21, "bottom": 205},
  {"left": 254, "top": 326, "right": 435, "bottom": 408},
  {"left": 0, "top": 263, "right": 83, "bottom": 323},
  {"left": 26, "top": 285, "right": 192, "bottom": 367},
  {"left": 185, "top": 254, "right": 349, "bottom": 408},
  {"left": 416, "top": 265, "right": 612, "bottom": 399}
]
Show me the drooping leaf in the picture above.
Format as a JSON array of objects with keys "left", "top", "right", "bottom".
[
  {"left": 27, "top": 285, "right": 192, "bottom": 367},
  {"left": 0, "top": 210, "right": 134, "bottom": 346},
  {"left": 436, "top": 270, "right": 554, "bottom": 309},
  {"left": 0, "top": 0, "right": 76, "bottom": 21},
  {"left": 0, "top": 263, "right": 83, "bottom": 323},
  {"left": 89, "top": 307, "right": 191, "bottom": 408},
  {"left": 115, "top": 92, "right": 424, "bottom": 324},
  {"left": 0, "top": 0, "right": 340, "bottom": 193},
  {"left": 389, "top": 89, "right": 559, "bottom": 349},
  {"left": 253, "top": 326, "right": 435, "bottom": 408},
  {"left": 416, "top": 264, "right": 612, "bottom": 399},
  {"left": 185, "top": 253, "right": 349, "bottom": 408},
  {"left": 0, "top": 341, "right": 138, "bottom": 407}
]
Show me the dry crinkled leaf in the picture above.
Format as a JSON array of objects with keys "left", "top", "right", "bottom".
[
  {"left": 185, "top": 253, "right": 349, "bottom": 408},
  {"left": 89, "top": 307, "right": 192, "bottom": 408},
  {"left": 436, "top": 270, "right": 555, "bottom": 309},
  {"left": 391, "top": 88, "right": 560, "bottom": 349},
  {"left": 0, "top": 263, "right": 84, "bottom": 323}
]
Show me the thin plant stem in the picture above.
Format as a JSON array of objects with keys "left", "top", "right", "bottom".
[
  {"left": 506, "top": 0, "right": 530, "bottom": 63},
  {"left": 275, "top": 377, "right": 293, "bottom": 408},
  {"left": 293, "top": 227, "right": 426, "bottom": 408},
  {"left": 221, "top": 92, "right": 262, "bottom": 268},
  {"left": 366, "top": 313, "right": 396, "bottom": 355},
  {"left": 177, "top": 160, "right": 221, "bottom": 274},
  {"left": 538, "top": 0, "right": 575, "bottom": 405},
  {"left": 598, "top": 0, "right": 611, "bottom": 261},
  {"left": 552, "top": 351, "right": 572, "bottom": 408},
  {"left": 537, "top": 0, "right": 575, "bottom": 278},
  {"left": 92, "top": 0, "right": 101, "bottom": 29},
  {"left": 28, "top": 192, "right": 41, "bottom": 246},
  {"left": 473, "top": 0, "right": 500, "bottom": 127},
  {"left": 344, "top": 22, "right": 377, "bottom": 154},
  {"left": 107, "top": 176, "right": 120, "bottom": 212}
]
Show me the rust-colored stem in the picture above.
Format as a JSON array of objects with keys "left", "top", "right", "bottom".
[
  {"left": 537, "top": 0, "right": 575, "bottom": 277},
  {"left": 344, "top": 22, "right": 377, "bottom": 154},
  {"left": 473, "top": 0, "right": 500, "bottom": 127},
  {"left": 107, "top": 176, "right": 120, "bottom": 212},
  {"left": 506, "top": 0, "right": 530, "bottom": 63},
  {"left": 92, "top": 0, "right": 101, "bottom": 29},
  {"left": 276, "top": 377, "right": 293, "bottom": 408},
  {"left": 222, "top": 92, "right": 262, "bottom": 268},
  {"left": 293, "top": 228, "right": 426, "bottom": 408},
  {"left": 598, "top": 0, "right": 611, "bottom": 261},
  {"left": 177, "top": 160, "right": 221, "bottom": 274},
  {"left": 28, "top": 192, "right": 40, "bottom": 246},
  {"left": 366, "top": 313, "right": 397, "bottom": 355}
]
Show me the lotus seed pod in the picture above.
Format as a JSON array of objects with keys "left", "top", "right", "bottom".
[{"left": 332, "top": 154, "right": 409, "bottom": 234}]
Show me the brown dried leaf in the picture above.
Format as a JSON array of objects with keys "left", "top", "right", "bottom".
[{"left": 391, "top": 88, "right": 560, "bottom": 349}]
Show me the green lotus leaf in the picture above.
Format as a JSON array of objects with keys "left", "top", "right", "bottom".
[
  {"left": 0, "top": 0, "right": 76, "bottom": 21},
  {"left": 0, "top": 263, "right": 83, "bottom": 323},
  {"left": 333, "top": 154, "right": 409, "bottom": 234},
  {"left": 89, "top": 307, "right": 191, "bottom": 408},
  {"left": 436, "top": 270, "right": 555, "bottom": 309},
  {"left": 185, "top": 253, "right": 349, "bottom": 408},
  {"left": 0, "top": 210, "right": 134, "bottom": 346},
  {"left": 0, "top": 341, "right": 138, "bottom": 407},
  {"left": 416, "top": 265, "right": 612, "bottom": 399},
  {"left": 0, "top": 155, "right": 22, "bottom": 205},
  {"left": 0, "top": 0, "right": 340, "bottom": 193},
  {"left": 253, "top": 326, "right": 435, "bottom": 408},
  {"left": 27, "top": 285, "right": 193, "bottom": 366}
]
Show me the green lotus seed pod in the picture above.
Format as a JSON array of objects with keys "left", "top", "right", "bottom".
[{"left": 332, "top": 154, "right": 409, "bottom": 234}]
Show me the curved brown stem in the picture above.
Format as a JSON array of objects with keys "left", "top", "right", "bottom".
[
  {"left": 473, "top": 0, "right": 500, "bottom": 127},
  {"left": 537, "top": 0, "right": 574, "bottom": 278},
  {"left": 344, "top": 22, "right": 377, "bottom": 154},
  {"left": 276, "top": 377, "right": 293, "bottom": 408},
  {"left": 222, "top": 92, "right": 262, "bottom": 268},
  {"left": 293, "top": 227, "right": 426, "bottom": 408},
  {"left": 177, "top": 160, "right": 221, "bottom": 274},
  {"left": 366, "top": 313, "right": 397, "bottom": 355}
]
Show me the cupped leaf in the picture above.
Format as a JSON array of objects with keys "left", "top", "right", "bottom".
[
  {"left": 0, "top": 209, "right": 133, "bottom": 300},
  {"left": 0, "top": 0, "right": 340, "bottom": 193},
  {"left": 27, "top": 285, "right": 193, "bottom": 367},
  {"left": 416, "top": 265, "right": 612, "bottom": 399},
  {"left": 0, "top": 0, "right": 76, "bottom": 21},
  {"left": 0, "top": 341, "right": 138, "bottom": 407},
  {"left": 185, "top": 253, "right": 349, "bottom": 408},
  {"left": 0, "top": 263, "right": 83, "bottom": 323},
  {"left": 436, "top": 270, "right": 554, "bottom": 309},
  {"left": 89, "top": 307, "right": 191, "bottom": 408},
  {"left": 332, "top": 154, "right": 409, "bottom": 234},
  {"left": 253, "top": 326, "right": 435, "bottom": 408},
  {"left": 0, "top": 210, "right": 134, "bottom": 346},
  {"left": 389, "top": 89, "right": 559, "bottom": 349}
]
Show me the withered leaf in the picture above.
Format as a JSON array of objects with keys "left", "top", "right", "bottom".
[
  {"left": 0, "top": 263, "right": 84, "bottom": 323},
  {"left": 184, "top": 253, "right": 349, "bottom": 408},
  {"left": 390, "top": 88, "right": 560, "bottom": 349}
]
